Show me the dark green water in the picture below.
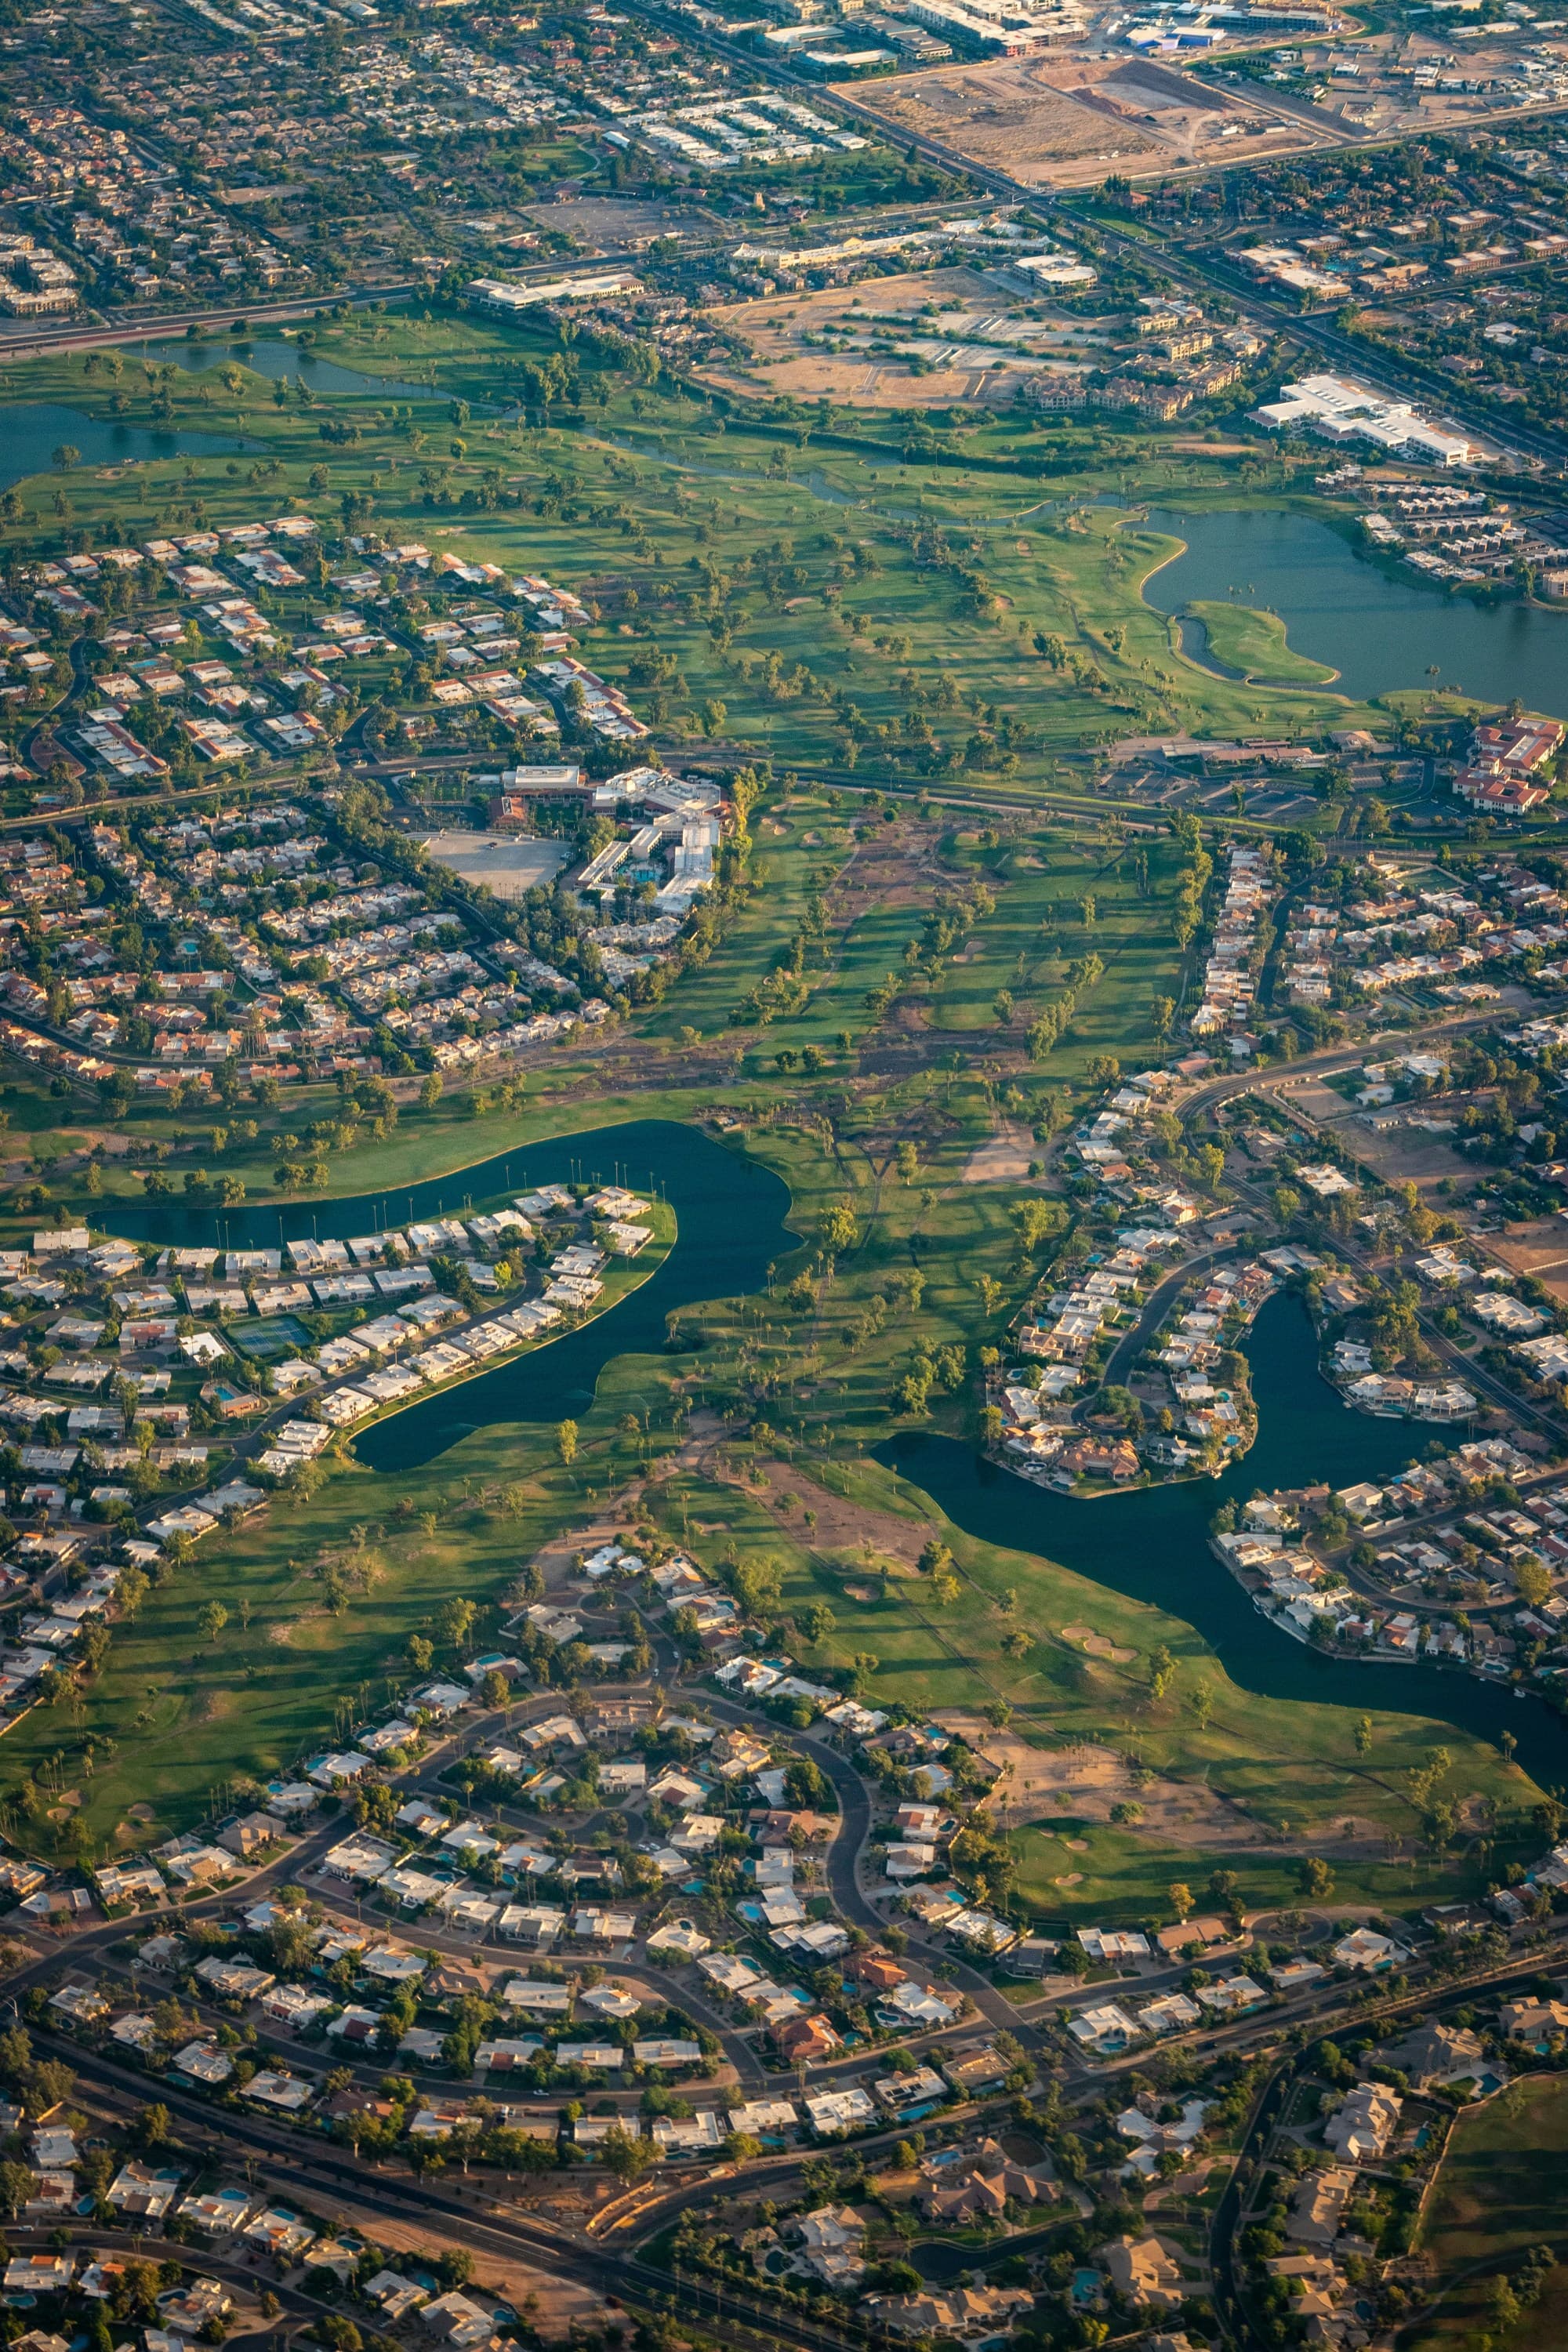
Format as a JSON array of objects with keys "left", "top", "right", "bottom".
[
  {"left": 108, "top": 1128, "right": 1566, "bottom": 1779},
  {"left": 139, "top": 336, "right": 443, "bottom": 403},
  {"left": 103, "top": 1118, "right": 797, "bottom": 1474},
  {"left": 880, "top": 1289, "right": 1567, "bottom": 1790}
]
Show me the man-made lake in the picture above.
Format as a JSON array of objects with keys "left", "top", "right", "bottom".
[
  {"left": 0, "top": 402, "right": 255, "bottom": 495},
  {"left": 103, "top": 1118, "right": 796, "bottom": 1472},
  {"left": 110, "top": 1123, "right": 1568, "bottom": 1781},
  {"left": 137, "top": 335, "right": 443, "bottom": 402},
  {"left": 880, "top": 1288, "right": 1566, "bottom": 1790},
  {"left": 1138, "top": 505, "right": 1568, "bottom": 716}
]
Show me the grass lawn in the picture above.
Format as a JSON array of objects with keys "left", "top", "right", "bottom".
[
  {"left": 0, "top": 313, "right": 1396, "bottom": 818},
  {"left": 0, "top": 307, "right": 1548, "bottom": 1890},
  {"left": 1011, "top": 1815, "right": 1460, "bottom": 1929},
  {"left": 1185, "top": 601, "right": 1338, "bottom": 687},
  {"left": 1406, "top": 2075, "right": 1568, "bottom": 2350}
]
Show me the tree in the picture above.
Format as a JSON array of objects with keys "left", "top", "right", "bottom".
[
  {"left": 199, "top": 1602, "right": 228, "bottom": 1644},
  {"left": 1514, "top": 1557, "right": 1552, "bottom": 1610},
  {"left": 1168, "top": 1881, "right": 1193, "bottom": 1921},
  {"left": 819, "top": 1198, "right": 858, "bottom": 1258},
  {"left": 419, "top": 1074, "right": 443, "bottom": 1112},
  {"left": 1355, "top": 1715, "right": 1374, "bottom": 1756},
  {"left": 437, "top": 1597, "right": 476, "bottom": 1652},
  {"left": 557, "top": 1418, "right": 579, "bottom": 1467},
  {"left": 1014, "top": 1197, "right": 1063, "bottom": 1254},
  {"left": 784, "top": 1757, "right": 830, "bottom": 1811},
  {"left": 597, "top": 2123, "right": 656, "bottom": 2185}
]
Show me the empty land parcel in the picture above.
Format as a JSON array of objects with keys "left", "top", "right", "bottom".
[
  {"left": 837, "top": 57, "right": 1325, "bottom": 187},
  {"left": 695, "top": 266, "right": 1101, "bottom": 410}
]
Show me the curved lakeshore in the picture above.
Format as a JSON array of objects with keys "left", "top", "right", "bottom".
[
  {"left": 880, "top": 1290, "right": 1568, "bottom": 1793},
  {"left": 101, "top": 1117, "right": 797, "bottom": 1475},
  {"left": 102, "top": 1127, "right": 1568, "bottom": 1779},
  {"left": 1136, "top": 504, "right": 1568, "bottom": 715}
]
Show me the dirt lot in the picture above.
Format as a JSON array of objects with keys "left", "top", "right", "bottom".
[
  {"left": 1266, "top": 1074, "right": 1477, "bottom": 1199},
  {"left": 938, "top": 1708, "right": 1385, "bottom": 1856},
  {"left": 1330, "top": 1112, "right": 1477, "bottom": 1196},
  {"left": 964, "top": 1120, "right": 1038, "bottom": 1184},
  {"left": 840, "top": 56, "right": 1323, "bottom": 187},
  {"left": 1482, "top": 1217, "right": 1568, "bottom": 1306},
  {"left": 695, "top": 265, "right": 1076, "bottom": 411}
]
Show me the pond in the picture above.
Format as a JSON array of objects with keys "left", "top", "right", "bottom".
[
  {"left": 104, "top": 1121, "right": 1567, "bottom": 1778},
  {"left": 877, "top": 1289, "right": 1568, "bottom": 1790},
  {"left": 100, "top": 1116, "right": 796, "bottom": 1474},
  {"left": 1138, "top": 505, "right": 1568, "bottom": 716},
  {"left": 135, "top": 335, "right": 445, "bottom": 403},
  {"left": 0, "top": 402, "right": 257, "bottom": 495}
]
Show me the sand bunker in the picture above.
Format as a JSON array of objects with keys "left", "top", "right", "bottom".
[{"left": 1061, "top": 1624, "right": 1138, "bottom": 1662}]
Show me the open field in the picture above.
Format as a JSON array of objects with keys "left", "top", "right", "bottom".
[
  {"left": 694, "top": 266, "right": 1069, "bottom": 412},
  {"left": 1187, "top": 601, "right": 1338, "bottom": 687},
  {"left": 1407, "top": 2076, "right": 1568, "bottom": 2351},
  {"left": 837, "top": 56, "right": 1327, "bottom": 189}
]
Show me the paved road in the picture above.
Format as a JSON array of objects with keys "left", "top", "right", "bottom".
[
  {"left": 633, "top": 0, "right": 1568, "bottom": 473},
  {"left": 1097, "top": 1236, "right": 1249, "bottom": 1395},
  {"left": 0, "top": 285, "right": 423, "bottom": 365}
]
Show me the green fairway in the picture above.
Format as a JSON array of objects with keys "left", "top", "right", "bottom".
[
  {"left": 1407, "top": 2076, "right": 1568, "bottom": 2350},
  {"left": 1185, "top": 599, "right": 1339, "bottom": 686},
  {"left": 0, "top": 311, "right": 1392, "bottom": 825}
]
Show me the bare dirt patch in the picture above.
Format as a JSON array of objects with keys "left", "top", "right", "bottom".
[
  {"left": 938, "top": 1707, "right": 1312, "bottom": 1853},
  {"left": 707, "top": 1453, "right": 933, "bottom": 1570},
  {"left": 843, "top": 56, "right": 1327, "bottom": 187},
  {"left": 1329, "top": 1115, "right": 1476, "bottom": 1194},
  {"left": 964, "top": 1121, "right": 1038, "bottom": 1184},
  {"left": 1483, "top": 1218, "right": 1568, "bottom": 1306},
  {"left": 842, "top": 60, "right": 1166, "bottom": 185},
  {"left": 695, "top": 266, "right": 1036, "bottom": 410}
]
